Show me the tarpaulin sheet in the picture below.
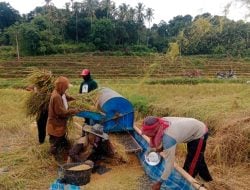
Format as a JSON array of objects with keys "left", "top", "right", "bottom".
[{"left": 131, "top": 131, "right": 195, "bottom": 190}]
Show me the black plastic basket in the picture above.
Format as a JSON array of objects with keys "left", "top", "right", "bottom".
[{"left": 60, "top": 162, "right": 93, "bottom": 186}]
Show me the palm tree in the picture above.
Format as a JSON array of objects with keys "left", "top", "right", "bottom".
[
  {"left": 100, "top": 0, "right": 114, "bottom": 19},
  {"left": 145, "top": 8, "right": 154, "bottom": 29},
  {"left": 45, "top": 0, "right": 52, "bottom": 7},
  {"left": 45, "top": 0, "right": 53, "bottom": 31},
  {"left": 135, "top": 3, "right": 145, "bottom": 44},
  {"left": 118, "top": 3, "right": 129, "bottom": 21},
  {"left": 83, "top": 0, "right": 98, "bottom": 28},
  {"left": 145, "top": 8, "right": 154, "bottom": 46},
  {"left": 128, "top": 7, "right": 136, "bottom": 21},
  {"left": 72, "top": 2, "right": 82, "bottom": 43},
  {"left": 54, "top": 9, "right": 68, "bottom": 48},
  {"left": 135, "top": 2, "right": 145, "bottom": 24},
  {"left": 65, "top": 2, "right": 70, "bottom": 12}
]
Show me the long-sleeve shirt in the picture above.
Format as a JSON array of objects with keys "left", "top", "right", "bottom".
[
  {"left": 46, "top": 90, "right": 76, "bottom": 137},
  {"left": 160, "top": 117, "right": 207, "bottom": 181}
]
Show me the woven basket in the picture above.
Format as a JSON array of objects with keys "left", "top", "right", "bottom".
[{"left": 60, "top": 162, "right": 93, "bottom": 186}]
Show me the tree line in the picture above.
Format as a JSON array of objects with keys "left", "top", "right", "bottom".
[{"left": 0, "top": 0, "right": 249, "bottom": 57}]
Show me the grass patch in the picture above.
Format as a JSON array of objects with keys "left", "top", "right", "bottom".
[
  {"left": 147, "top": 78, "right": 247, "bottom": 85},
  {"left": 0, "top": 79, "right": 27, "bottom": 89},
  {"left": 0, "top": 89, "right": 31, "bottom": 131}
]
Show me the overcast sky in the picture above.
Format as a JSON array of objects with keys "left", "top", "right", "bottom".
[{"left": 4, "top": 0, "right": 249, "bottom": 24}]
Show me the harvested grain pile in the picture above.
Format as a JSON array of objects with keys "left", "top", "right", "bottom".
[
  {"left": 107, "top": 134, "right": 130, "bottom": 165},
  {"left": 68, "top": 164, "right": 91, "bottom": 171},
  {"left": 25, "top": 69, "right": 54, "bottom": 119}
]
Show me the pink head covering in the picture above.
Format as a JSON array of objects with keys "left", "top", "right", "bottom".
[{"left": 141, "top": 116, "right": 169, "bottom": 148}]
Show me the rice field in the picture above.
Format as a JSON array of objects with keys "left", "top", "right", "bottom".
[
  {"left": 0, "top": 54, "right": 250, "bottom": 79},
  {"left": 0, "top": 54, "right": 250, "bottom": 190}
]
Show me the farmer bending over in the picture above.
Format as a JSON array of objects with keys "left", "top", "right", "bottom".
[
  {"left": 141, "top": 116, "right": 212, "bottom": 190},
  {"left": 46, "top": 76, "right": 79, "bottom": 159}
]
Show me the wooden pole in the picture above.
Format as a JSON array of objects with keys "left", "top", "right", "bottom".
[{"left": 15, "top": 31, "right": 20, "bottom": 61}]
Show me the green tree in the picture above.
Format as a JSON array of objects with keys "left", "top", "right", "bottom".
[
  {"left": 83, "top": 0, "right": 99, "bottom": 29},
  {"left": 145, "top": 8, "right": 154, "bottom": 29},
  {"left": 92, "top": 19, "right": 115, "bottom": 50},
  {"left": 166, "top": 15, "right": 192, "bottom": 37},
  {"left": 180, "top": 17, "right": 213, "bottom": 54},
  {"left": 100, "top": 0, "right": 115, "bottom": 19},
  {"left": 17, "top": 23, "right": 41, "bottom": 55},
  {"left": 135, "top": 2, "right": 145, "bottom": 24},
  {"left": 127, "top": 7, "right": 136, "bottom": 21},
  {"left": 135, "top": 3, "right": 145, "bottom": 45},
  {"left": 72, "top": 2, "right": 82, "bottom": 43},
  {"left": 0, "top": 2, "right": 20, "bottom": 31},
  {"left": 6, "top": 23, "right": 20, "bottom": 59},
  {"left": 118, "top": 3, "right": 129, "bottom": 21}
]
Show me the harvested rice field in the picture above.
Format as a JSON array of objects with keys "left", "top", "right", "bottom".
[{"left": 0, "top": 54, "right": 250, "bottom": 190}]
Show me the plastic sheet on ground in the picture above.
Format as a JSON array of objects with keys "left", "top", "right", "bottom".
[{"left": 131, "top": 131, "right": 195, "bottom": 190}]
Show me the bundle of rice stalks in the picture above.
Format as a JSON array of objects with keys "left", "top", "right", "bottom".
[
  {"left": 70, "top": 88, "right": 102, "bottom": 113},
  {"left": 26, "top": 69, "right": 54, "bottom": 92},
  {"left": 24, "top": 69, "right": 55, "bottom": 118},
  {"left": 25, "top": 92, "right": 51, "bottom": 118}
]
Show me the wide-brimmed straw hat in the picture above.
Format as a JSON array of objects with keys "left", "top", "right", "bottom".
[{"left": 83, "top": 124, "right": 108, "bottom": 140}]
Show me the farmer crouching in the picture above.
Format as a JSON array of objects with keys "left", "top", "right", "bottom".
[
  {"left": 68, "top": 124, "right": 114, "bottom": 171},
  {"left": 141, "top": 116, "right": 212, "bottom": 190},
  {"left": 46, "top": 76, "right": 79, "bottom": 159}
]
